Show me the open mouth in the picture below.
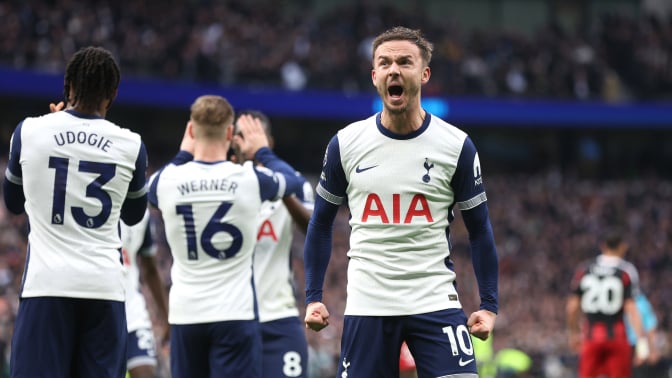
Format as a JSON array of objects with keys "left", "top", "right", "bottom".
[{"left": 388, "top": 85, "right": 403, "bottom": 98}]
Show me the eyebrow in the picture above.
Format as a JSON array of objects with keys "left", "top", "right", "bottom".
[{"left": 377, "top": 54, "right": 414, "bottom": 61}]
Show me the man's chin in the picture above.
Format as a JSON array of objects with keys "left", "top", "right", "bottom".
[{"left": 384, "top": 102, "right": 406, "bottom": 115}]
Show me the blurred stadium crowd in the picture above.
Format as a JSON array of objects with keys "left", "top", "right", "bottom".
[
  {"left": 1, "top": 0, "right": 672, "bottom": 377},
  {"left": 1, "top": 0, "right": 672, "bottom": 101}
]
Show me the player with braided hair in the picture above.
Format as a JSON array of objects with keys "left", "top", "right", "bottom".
[
  {"left": 3, "top": 46, "right": 147, "bottom": 377},
  {"left": 62, "top": 46, "right": 121, "bottom": 113}
]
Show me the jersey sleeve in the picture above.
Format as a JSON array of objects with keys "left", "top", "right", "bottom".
[
  {"left": 304, "top": 135, "right": 344, "bottom": 304},
  {"left": 126, "top": 142, "right": 148, "bottom": 199},
  {"left": 254, "top": 162, "right": 303, "bottom": 202},
  {"left": 170, "top": 150, "right": 194, "bottom": 166},
  {"left": 315, "top": 135, "right": 348, "bottom": 205},
  {"left": 298, "top": 178, "right": 315, "bottom": 209},
  {"left": 120, "top": 141, "right": 148, "bottom": 225},
  {"left": 3, "top": 122, "right": 26, "bottom": 214},
  {"left": 621, "top": 269, "right": 634, "bottom": 300},
  {"left": 254, "top": 147, "right": 295, "bottom": 177},
  {"left": 146, "top": 151, "right": 192, "bottom": 209},
  {"left": 453, "top": 136, "right": 498, "bottom": 313},
  {"left": 451, "top": 136, "right": 487, "bottom": 210}
]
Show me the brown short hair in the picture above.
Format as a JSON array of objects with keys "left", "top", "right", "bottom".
[
  {"left": 372, "top": 26, "right": 433, "bottom": 65},
  {"left": 190, "top": 95, "right": 234, "bottom": 138}
]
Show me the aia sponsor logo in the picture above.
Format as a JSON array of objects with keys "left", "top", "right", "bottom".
[{"left": 361, "top": 193, "right": 433, "bottom": 223}]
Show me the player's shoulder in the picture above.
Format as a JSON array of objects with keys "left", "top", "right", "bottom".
[
  {"left": 155, "top": 159, "right": 190, "bottom": 179},
  {"left": 427, "top": 113, "right": 469, "bottom": 140},
  {"left": 99, "top": 118, "right": 142, "bottom": 141},
  {"left": 618, "top": 258, "right": 639, "bottom": 274},
  {"left": 570, "top": 258, "right": 595, "bottom": 288},
  {"left": 616, "top": 259, "right": 640, "bottom": 289},
  {"left": 20, "top": 111, "right": 62, "bottom": 128}
]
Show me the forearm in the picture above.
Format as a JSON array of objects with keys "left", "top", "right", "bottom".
[
  {"left": 254, "top": 147, "right": 296, "bottom": 176},
  {"left": 566, "top": 296, "right": 580, "bottom": 333},
  {"left": 462, "top": 204, "right": 499, "bottom": 313},
  {"left": 304, "top": 196, "right": 338, "bottom": 304},
  {"left": 141, "top": 257, "right": 169, "bottom": 322}
]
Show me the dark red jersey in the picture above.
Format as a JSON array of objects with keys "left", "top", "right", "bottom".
[{"left": 570, "top": 255, "right": 639, "bottom": 342}]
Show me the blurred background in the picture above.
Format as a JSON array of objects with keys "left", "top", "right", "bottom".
[{"left": 1, "top": 0, "right": 672, "bottom": 377}]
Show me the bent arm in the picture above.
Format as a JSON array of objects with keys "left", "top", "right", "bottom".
[
  {"left": 254, "top": 148, "right": 304, "bottom": 201},
  {"left": 304, "top": 196, "right": 339, "bottom": 303},
  {"left": 304, "top": 135, "right": 346, "bottom": 304},
  {"left": 140, "top": 255, "right": 169, "bottom": 331},
  {"left": 255, "top": 147, "right": 297, "bottom": 177},
  {"left": 461, "top": 203, "right": 499, "bottom": 314},
  {"left": 566, "top": 295, "right": 581, "bottom": 334}
]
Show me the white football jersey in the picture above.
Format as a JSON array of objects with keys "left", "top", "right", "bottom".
[
  {"left": 317, "top": 113, "right": 488, "bottom": 316},
  {"left": 5, "top": 110, "right": 146, "bottom": 301},
  {"left": 149, "top": 160, "right": 288, "bottom": 324},
  {"left": 121, "top": 210, "right": 155, "bottom": 332},
  {"left": 254, "top": 180, "right": 314, "bottom": 322}
]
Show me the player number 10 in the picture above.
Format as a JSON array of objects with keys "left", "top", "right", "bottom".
[{"left": 442, "top": 325, "right": 474, "bottom": 356}]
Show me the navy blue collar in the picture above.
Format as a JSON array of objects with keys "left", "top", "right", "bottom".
[
  {"left": 376, "top": 111, "right": 431, "bottom": 140},
  {"left": 65, "top": 109, "right": 104, "bottom": 120}
]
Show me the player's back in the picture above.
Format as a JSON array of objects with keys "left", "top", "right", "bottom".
[
  {"left": 15, "top": 110, "right": 144, "bottom": 301},
  {"left": 151, "top": 160, "right": 265, "bottom": 324},
  {"left": 571, "top": 254, "right": 634, "bottom": 341},
  {"left": 253, "top": 200, "right": 297, "bottom": 322}
]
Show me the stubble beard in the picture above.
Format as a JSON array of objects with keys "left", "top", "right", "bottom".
[{"left": 381, "top": 85, "right": 420, "bottom": 116}]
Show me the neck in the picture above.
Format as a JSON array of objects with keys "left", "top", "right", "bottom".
[
  {"left": 67, "top": 101, "right": 109, "bottom": 118},
  {"left": 193, "top": 141, "right": 229, "bottom": 162},
  {"left": 380, "top": 107, "right": 426, "bottom": 134}
]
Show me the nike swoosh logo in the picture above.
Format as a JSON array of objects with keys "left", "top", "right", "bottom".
[
  {"left": 458, "top": 358, "right": 474, "bottom": 367},
  {"left": 355, "top": 164, "right": 378, "bottom": 173}
]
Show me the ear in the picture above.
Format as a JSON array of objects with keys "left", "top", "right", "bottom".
[
  {"left": 421, "top": 66, "right": 431, "bottom": 85},
  {"left": 226, "top": 124, "right": 234, "bottom": 141},
  {"left": 187, "top": 121, "right": 195, "bottom": 138},
  {"left": 371, "top": 68, "right": 377, "bottom": 87}
]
